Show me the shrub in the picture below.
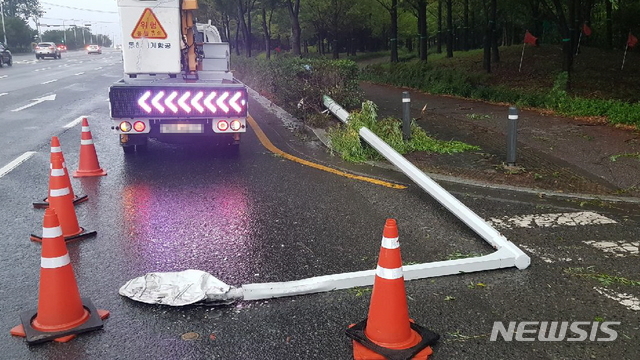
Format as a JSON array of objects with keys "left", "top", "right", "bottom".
[
  {"left": 233, "top": 56, "right": 362, "bottom": 119},
  {"left": 328, "top": 101, "right": 480, "bottom": 162}
]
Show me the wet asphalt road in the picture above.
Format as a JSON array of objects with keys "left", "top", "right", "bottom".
[{"left": 0, "top": 50, "right": 638, "bottom": 359}]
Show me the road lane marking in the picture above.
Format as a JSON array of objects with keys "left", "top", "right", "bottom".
[
  {"left": 519, "top": 245, "right": 576, "bottom": 264},
  {"left": 488, "top": 211, "right": 617, "bottom": 229},
  {"left": 41, "top": 79, "right": 58, "bottom": 84},
  {"left": 594, "top": 287, "right": 640, "bottom": 311},
  {"left": 74, "top": 72, "right": 85, "bottom": 75},
  {"left": 583, "top": 240, "right": 639, "bottom": 257},
  {"left": 0, "top": 92, "right": 7, "bottom": 97},
  {"left": 0, "top": 75, "right": 7, "bottom": 79},
  {"left": 247, "top": 115, "right": 406, "bottom": 189},
  {"left": 95, "top": 67, "right": 103, "bottom": 70},
  {"left": 63, "top": 116, "right": 86, "bottom": 129},
  {"left": 11, "top": 94, "right": 57, "bottom": 112},
  {"left": 0, "top": 152, "right": 37, "bottom": 178}
]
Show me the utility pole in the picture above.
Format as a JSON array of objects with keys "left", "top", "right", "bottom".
[{"left": 36, "top": 19, "right": 42, "bottom": 42}]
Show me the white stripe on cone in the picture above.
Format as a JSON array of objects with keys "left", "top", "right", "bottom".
[
  {"left": 42, "top": 226, "right": 63, "bottom": 238},
  {"left": 381, "top": 236, "right": 399, "bottom": 249},
  {"left": 81, "top": 139, "right": 94, "bottom": 145},
  {"left": 376, "top": 265, "right": 404, "bottom": 280},
  {"left": 49, "top": 162, "right": 66, "bottom": 169},
  {"left": 51, "top": 168, "right": 65, "bottom": 176},
  {"left": 41, "top": 254, "right": 71, "bottom": 269},
  {"left": 51, "top": 147, "right": 61, "bottom": 153},
  {"left": 50, "top": 187, "right": 70, "bottom": 197},
  {"left": 82, "top": 126, "right": 90, "bottom": 132}
]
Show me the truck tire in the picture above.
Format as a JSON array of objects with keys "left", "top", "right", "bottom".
[
  {"left": 228, "top": 143, "right": 240, "bottom": 155},
  {"left": 136, "top": 143, "right": 148, "bottom": 153}
]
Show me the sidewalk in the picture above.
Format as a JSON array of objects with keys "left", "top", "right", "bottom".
[{"left": 358, "top": 81, "right": 640, "bottom": 199}]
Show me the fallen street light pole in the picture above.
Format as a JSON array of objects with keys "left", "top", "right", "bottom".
[
  {"left": 119, "top": 96, "right": 530, "bottom": 307},
  {"left": 322, "top": 95, "right": 530, "bottom": 272}
]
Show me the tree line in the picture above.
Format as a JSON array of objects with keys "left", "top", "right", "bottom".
[
  {"left": 0, "top": 0, "right": 105, "bottom": 52},
  {"left": 197, "top": 0, "right": 639, "bottom": 77}
]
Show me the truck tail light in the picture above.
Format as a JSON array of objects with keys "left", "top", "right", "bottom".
[
  {"left": 217, "top": 120, "right": 229, "bottom": 131},
  {"left": 230, "top": 120, "right": 242, "bottom": 131},
  {"left": 133, "top": 121, "right": 146, "bottom": 132},
  {"left": 119, "top": 121, "right": 132, "bottom": 132}
]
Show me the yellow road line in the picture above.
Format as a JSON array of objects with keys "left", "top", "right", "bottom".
[{"left": 247, "top": 115, "right": 406, "bottom": 189}]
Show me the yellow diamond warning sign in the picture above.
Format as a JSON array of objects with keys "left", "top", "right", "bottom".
[{"left": 131, "top": 8, "right": 167, "bottom": 39}]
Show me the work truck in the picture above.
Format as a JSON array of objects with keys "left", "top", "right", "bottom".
[{"left": 109, "top": 0, "right": 248, "bottom": 153}]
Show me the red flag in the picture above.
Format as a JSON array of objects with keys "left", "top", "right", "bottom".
[
  {"left": 628, "top": 32, "right": 638, "bottom": 48},
  {"left": 582, "top": 24, "right": 592, "bottom": 36},
  {"left": 523, "top": 30, "right": 538, "bottom": 46}
]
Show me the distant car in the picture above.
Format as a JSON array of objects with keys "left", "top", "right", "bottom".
[
  {"left": 35, "top": 42, "right": 61, "bottom": 59},
  {"left": 0, "top": 43, "right": 12, "bottom": 67},
  {"left": 57, "top": 44, "right": 67, "bottom": 52},
  {"left": 87, "top": 45, "right": 102, "bottom": 55}
]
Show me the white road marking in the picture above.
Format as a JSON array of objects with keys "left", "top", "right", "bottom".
[
  {"left": 11, "top": 94, "right": 57, "bottom": 112},
  {"left": 0, "top": 92, "right": 7, "bottom": 97},
  {"left": 95, "top": 67, "right": 103, "bottom": 70},
  {"left": 74, "top": 72, "right": 85, "bottom": 75},
  {"left": 0, "top": 152, "right": 37, "bottom": 178},
  {"left": 488, "top": 211, "right": 617, "bottom": 229},
  {"left": 63, "top": 116, "right": 86, "bottom": 129},
  {"left": 519, "top": 245, "right": 575, "bottom": 264},
  {"left": 0, "top": 75, "right": 7, "bottom": 79},
  {"left": 41, "top": 79, "right": 58, "bottom": 85},
  {"left": 594, "top": 287, "right": 640, "bottom": 311},
  {"left": 583, "top": 241, "right": 639, "bottom": 257}
]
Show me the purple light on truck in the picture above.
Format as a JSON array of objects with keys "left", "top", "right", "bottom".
[
  {"left": 229, "top": 91, "right": 242, "bottom": 113},
  {"left": 191, "top": 91, "right": 204, "bottom": 113},
  {"left": 217, "top": 92, "right": 229, "bottom": 113},
  {"left": 165, "top": 91, "right": 178, "bottom": 112},
  {"left": 204, "top": 92, "right": 217, "bottom": 113},
  {"left": 178, "top": 92, "right": 191, "bottom": 113},
  {"left": 138, "top": 91, "right": 152, "bottom": 113},
  {"left": 129, "top": 89, "right": 246, "bottom": 117},
  {"left": 152, "top": 91, "right": 165, "bottom": 113}
]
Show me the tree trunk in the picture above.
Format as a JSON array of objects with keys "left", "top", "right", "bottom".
[
  {"left": 490, "top": 0, "right": 499, "bottom": 63},
  {"left": 287, "top": 0, "right": 301, "bottom": 56},
  {"left": 234, "top": 21, "right": 241, "bottom": 56},
  {"left": 246, "top": 3, "right": 253, "bottom": 57},
  {"left": 463, "top": 0, "right": 469, "bottom": 51},
  {"left": 605, "top": 0, "right": 612, "bottom": 49},
  {"left": 261, "top": 7, "right": 271, "bottom": 59},
  {"left": 390, "top": 0, "right": 398, "bottom": 62},
  {"left": 237, "top": 1, "right": 249, "bottom": 57},
  {"left": 446, "top": 0, "right": 453, "bottom": 58},
  {"left": 483, "top": 1, "right": 491, "bottom": 72},
  {"left": 437, "top": 0, "right": 442, "bottom": 53},
  {"left": 418, "top": 0, "right": 427, "bottom": 61}
]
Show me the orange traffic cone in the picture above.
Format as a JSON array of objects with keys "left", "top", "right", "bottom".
[
  {"left": 346, "top": 219, "right": 439, "bottom": 360},
  {"left": 11, "top": 208, "right": 109, "bottom": 344},
  {"left": 73, "top": 118, "right": 106, "bottom": 177},
  {"left": 33, "top": 136, "right": 88, "bottom": 208},
  {"left": 31, "top": 156, "right": 96, "bottom": 242}
]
